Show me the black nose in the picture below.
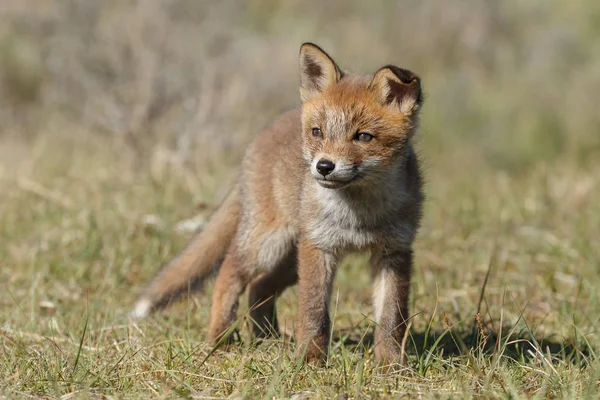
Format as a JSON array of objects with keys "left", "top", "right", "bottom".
[{"left": 316, "top": 159, "right": 335, "bottom": 176}]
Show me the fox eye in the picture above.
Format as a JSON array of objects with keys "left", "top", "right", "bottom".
[
  {"left": 311, "top": 127, "right": 323, "bottom": 138},
  {"left": 354, "top": 132, "right": 374, "bottom": 143}
]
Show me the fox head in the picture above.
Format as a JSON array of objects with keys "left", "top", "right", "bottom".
[{"left": 299, "top": 43, "right": 423, "bottom": 190}]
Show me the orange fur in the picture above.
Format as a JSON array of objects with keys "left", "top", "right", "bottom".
[{"left": 132, "top": 42, "right": 425, "bottom": 365}]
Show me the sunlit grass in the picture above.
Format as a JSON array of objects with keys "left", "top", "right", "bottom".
[
  {"left": 1, "top": 0, "right": 600, "bottom": 397},
  {"left": 1, "top": 134, "right": 598, "bottom": 398}
]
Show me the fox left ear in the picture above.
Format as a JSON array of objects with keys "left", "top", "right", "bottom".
[
  {"left": 299, "top": 43, "right": 343, "bottom": 102},
  {"left": 369, "top": 66, "right": 423, "bottom": 116}
]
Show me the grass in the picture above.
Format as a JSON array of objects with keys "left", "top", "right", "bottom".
[
  {"left": 1, "top": 133, "right": 599, "bottom": 399},
  {"left": 1, "top": 0, "right": 600, "bottom": 398}
]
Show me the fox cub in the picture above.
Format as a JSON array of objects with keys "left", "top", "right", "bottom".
[{"left": 132, "top": 43, "right": 424, "bottom": 364}]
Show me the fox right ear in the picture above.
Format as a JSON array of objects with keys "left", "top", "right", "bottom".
[{"left": 299, "top": 43, "right": 343, "bottom": 102}]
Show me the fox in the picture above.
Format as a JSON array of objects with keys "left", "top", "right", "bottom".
[{"left": 131, "top": 42, "right": 424, "bottom": 364}]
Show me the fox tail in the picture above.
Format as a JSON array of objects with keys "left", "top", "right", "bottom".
[{"left": 130, "top": 186, "right": 240, "bottom": 318}]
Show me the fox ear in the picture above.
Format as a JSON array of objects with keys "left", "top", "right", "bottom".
[
  {"left": 369, "top": 66, "right": 423, "bottom": 116},
  {"left": 299, "top": 43, "right": 343, "bottom": 102}
]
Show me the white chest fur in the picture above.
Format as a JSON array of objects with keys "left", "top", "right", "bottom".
[{"left": 306, "top": 185, "right": 379, "bottom": 251}]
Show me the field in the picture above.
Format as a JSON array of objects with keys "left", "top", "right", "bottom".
[{"left": 1, "top": 0, "right": 600, "bottom": 398}]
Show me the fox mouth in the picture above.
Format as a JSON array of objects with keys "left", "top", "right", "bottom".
[{"left": 314, "top": 175, "right": 359, "bottom": 189}]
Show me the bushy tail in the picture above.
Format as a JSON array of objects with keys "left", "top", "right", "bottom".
[{"left": 130, "top": 185, "right": 240, "bottom": 318}]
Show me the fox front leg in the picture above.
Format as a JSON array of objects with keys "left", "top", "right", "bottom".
[
  {"left": 371, "top": 248, "right": 413, "bottom": 365},
  {"left": 295, "top": 238, "right": 338, "bottom": 364}
]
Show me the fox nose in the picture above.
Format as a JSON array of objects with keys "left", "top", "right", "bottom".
[{"left": 316, "top": 159, "right": 335, "bottom": 176}]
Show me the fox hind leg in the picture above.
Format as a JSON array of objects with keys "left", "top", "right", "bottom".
[
  {"left": 207, "top": 245, "right": 249, "bottom": 344},
  {"left": 207, "top": 226, "right": 297, "bottom": 344},
  {"left": 248, "top": 248, "right": 298, "bottom": 338}
]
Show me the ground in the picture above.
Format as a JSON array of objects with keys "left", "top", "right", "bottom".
[
  {"left": 1, "top": 0, "right": 600, "bottom": 398},
  {"left": 1, "top": 133, "right": 598, "bottom": 399}
]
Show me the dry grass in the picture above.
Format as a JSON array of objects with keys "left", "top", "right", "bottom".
[{"left": 1, "top": 0, "right": 600, "bottom": 398}]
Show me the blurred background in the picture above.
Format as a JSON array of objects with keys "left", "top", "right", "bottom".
[
  {"left": 1, "top": 0, "right": 599, "bottom": 176},
  {"left": 1, "top": 4, "right": 600, "bottom": 394}
]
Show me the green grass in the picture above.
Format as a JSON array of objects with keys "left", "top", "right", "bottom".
[
  {"left": 1, "top": 0, "right": 600, "bottom": 397},
  {"left": 1, "top": 135, "right": 598, "bottom": 399}
]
